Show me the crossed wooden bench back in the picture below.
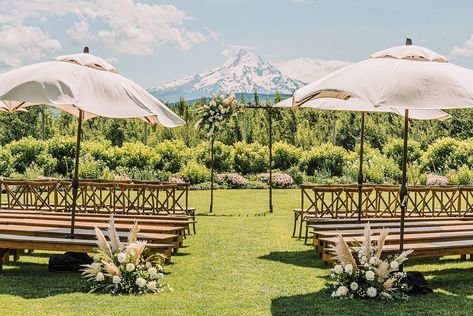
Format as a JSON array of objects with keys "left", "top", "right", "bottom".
[
  {"left": 299, "top": 184, "right": 473, "bottom": 219},
  {"left": 0, "top": 179, "right": 190, "bottom": 215}
]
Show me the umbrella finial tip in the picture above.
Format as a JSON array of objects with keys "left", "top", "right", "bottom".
[
  {"left": 405, "top": 38, "right": 412, "bottom": 45},
  {"left": 83, "top": 47, "right": 89, "bottom": 54}
]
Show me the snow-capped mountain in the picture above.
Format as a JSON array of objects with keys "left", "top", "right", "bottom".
[{"left": 149, "top": 49, "right": 305, "bottom": 102}]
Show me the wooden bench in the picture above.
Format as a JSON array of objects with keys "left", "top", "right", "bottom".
[
  {"left": 0, "top": 234, "right": 174, "bottom": 271},
  {"left": 0, "top": 224, "right": 181, "bottom": 246},
  {"left": 0, "top": 216, "right": 183, "bottom": 232},
  {"left": 0, "top": 212, "right": 194, "bottom": 228},
  {"left": 323, "top": 238, "right": 473, "bottom": 263}
]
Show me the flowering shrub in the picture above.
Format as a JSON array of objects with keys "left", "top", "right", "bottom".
[
  {"left": 194, "top": 94, "right": 243, "bottom": 139},
  {"left": 330, "top": 224, "right": 412, "bottom": 300},
  {"left": 426, "top": 173, "right": 449, "bottom": 186},
  {"left": 257, "top": 173, "right": 294, "bottom": 188},
  {"left": 82, "top": 217, "right": 169, "bottom": 295},
  {"left": 217, "top": 173, "right": 249, "bottom": 188}
]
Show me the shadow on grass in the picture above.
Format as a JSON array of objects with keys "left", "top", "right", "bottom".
[
  {"left": 271, "top": 260, "right": 473, "bottom": 315},
  {"left": 0, "top": 261, "right": 82, "bottom": 299},
  {"left": 259, "top": 250, "right": 327, "bottom": 269}
]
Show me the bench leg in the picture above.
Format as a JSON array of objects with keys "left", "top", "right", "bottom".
[
  {"left": 0, "top": 249, "right": 8, "bottom": 272},
  {"left": 461, "top": 254, "right": 467, "bottom": 260},
  {"left": 292, "top": 213, "right": 299, "bottom": 238},
  {"left": 298, "top": 217, "right": 304, "bottom": 239}
]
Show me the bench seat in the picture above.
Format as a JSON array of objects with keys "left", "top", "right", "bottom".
[{"left": 0, "top": 234, "right": 174, "bottom": 271}]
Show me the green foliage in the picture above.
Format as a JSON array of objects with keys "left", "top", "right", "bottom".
[
  {"left": 447, "top": 166, "right": 473, "bottom": 185},
  {"left": 180, "top": 160, "right": 210, "bottom": 184},
  {"left": 300, "top": 143, "right": 347, "bottom": 176},
  {"left": 154, "top": 140, "right": 189, "bottom": 173},
  {"left": 78, "top": 154, "right": 103, "bottom": 179},
  {"left": 195, "top": 141, "right": 233, "bottom": 172},
  {"left": 48, "top": 137, "right": 76, "bottom": 176},
  {"left": 6, "top": 137, "right": 56, "bottom": 175},
  {"left": 233, "top": 142, "right": 268, "bottom": 174},
  {"left": 383, "top": 138, "right": 422, "bottom": 167},
  {"left": 422, "top": 137, "right": 460, "bottom": 173},
  {"left": 107, "top": 142, "right": 160, "bottom": 171},
  {"left": 273, "top": 142, "right": 301, "bottom": 170},
  {"left": 0, "top": 146, "right": 13, "bottom": 176}
]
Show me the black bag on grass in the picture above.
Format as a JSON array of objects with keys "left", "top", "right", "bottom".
[
  {"left": 403, "top": 271, "right": 432, "bottom": 294},
  {"left": 49, "top": 252, "right": 92, "bottom": 272}
]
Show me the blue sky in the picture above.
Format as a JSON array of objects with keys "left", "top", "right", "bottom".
[{"left": 1, "top": 0, "right": 473, "bottom": 88}]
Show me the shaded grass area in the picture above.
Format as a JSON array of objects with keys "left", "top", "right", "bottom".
[{"left": 0, "top": 189, "right": 472, "bottom": 315}]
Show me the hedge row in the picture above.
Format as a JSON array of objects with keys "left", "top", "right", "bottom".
[{"left": 1, "top": 136, "right": 473, "bottom": 186}]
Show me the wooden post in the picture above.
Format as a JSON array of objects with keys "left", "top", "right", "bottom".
[
  {"left": 69, "top": 108, "right": 83, "bottom": 238},
  {"left": 357, "top": 112, "right": 365, "bottom": 222},
  {"left": 209, "top": 137, "right": 214, "bottom": 213},
  {"left": 143, "top": 121, "right": 148, "bottom": 145},
  {"left": 69, "top": 45, "right": 89, "bottom": 238},
  {"left": 41, "top": 107, "right": 46, "bottom": 140},
  {"left": 399, "top": 109, "right": 409, "bottom": 269}
]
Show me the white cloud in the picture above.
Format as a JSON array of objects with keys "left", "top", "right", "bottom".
[
  {"left": 66, "top": 0, "right": 214, "bottom": 54},
  {"left": 275, "top": 57, "right": 351, "bottom": 83},
  {"left": 451, "top": 35, "right": 473, "bottom": 57},
  {"left": 0, "top": 0, "right": 215, "bottom": 57},
  {"left": 0, "top": 25, "right": 61, "bottom": 67}
]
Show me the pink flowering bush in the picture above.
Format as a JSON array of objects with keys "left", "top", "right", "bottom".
[
  {"left": 258, "top": 173, "right": 294, "bottom": 188},
  {"left": 217, "top": 173, "right": 249, "bottom": 188},
  {"left": 426, "top": 173, "right": 449, "bottom": 186}
]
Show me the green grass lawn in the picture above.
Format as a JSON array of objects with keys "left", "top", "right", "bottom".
[{"left": 1, "top": 189, "right": 473, "bottom": 315}]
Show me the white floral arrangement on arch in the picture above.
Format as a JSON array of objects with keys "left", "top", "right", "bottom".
[
  {"left": 82, "top": 217, "right": 170, "bottom": 295},
  {"left": 194, "top": 94, "right": 243, "bottom": 138},
  {"left": 329, "top": 224, "right": 413, "bottom": 300}
]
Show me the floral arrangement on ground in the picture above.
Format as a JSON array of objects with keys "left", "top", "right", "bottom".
[
  {"left": 194, "top": 94, "right": 243, "bottom": 138},
  {"left": 82, "top": 217, "right": 170, "bottom": 295},
  {"left": 329, "top": 224, "right": 413, "bottom": 300}
]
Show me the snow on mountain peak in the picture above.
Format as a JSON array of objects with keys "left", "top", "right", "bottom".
[{"left": 149, "top": 49, "right": 305, "bottom": 102}]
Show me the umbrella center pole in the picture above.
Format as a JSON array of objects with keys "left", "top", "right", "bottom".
[
  {"left": 399, "top": 109, "right": 409, "bottom": 271},
  {"left": 357, "top": 112, "right": 365, "bottom": 223},
  {"left": 68, "top": 109, "right": 84, "bottom": 239}
]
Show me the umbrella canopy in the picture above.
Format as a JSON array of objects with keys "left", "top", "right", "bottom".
[
  {"left": 0, "top": 52, "right": 184, "bottom": 126},
  {"left": 274, "top": 97, "right": 450, "bottom": 120},
  {"left": 285, "top": 40, "right": 473, "bottom": 259},
  {"left": 0, "top": 48, "right": 185, "bottom": 238},
  {"left": 292, "top": 44, "right": 473, "bottom": 111},
  {"left": 0, "top": 101, "right": 28, "bottom": 113}
]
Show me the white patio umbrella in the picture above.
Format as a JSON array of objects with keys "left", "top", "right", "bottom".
[
  {"left": 275, "top": 97, "right": 450, "bottom": 223},
  {"left": 0, "top": 101, "right": 28, "bottom": 112},
  {"left": 0, "top": 47, "right": 185, "bottom": 238},
  {"left": 284, "top": 38, "right": 473, "bottom": 255}
]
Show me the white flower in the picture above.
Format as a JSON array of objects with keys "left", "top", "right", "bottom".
[
  {"left": 336, "top": 286, "right": 348, "bottom": 296},
  {"left": 126, "top": 263, "right": 135, "bottom": 272},
  {"left": 148, "top": 267, "right": 159, "bottom": 280},
  {"left": 350, "top": 282, "right": 359, "bottom": 291},
  {"left": 365, "top": 270, "right": 375, "bottom": 281},
  {"left": 117, "top": 252, "right": 127, "bottom": 263},
  {"left": 390, "top": 260, "right": 400, "bottom": 270},
  {"left": 333, "top": 264, "right": 344, "bottom": 274},
  {"left": 112, "top": 275, "right": 121, "bottom": 284},
  {"left": 367, "top": 287, "right": 377, "bottom": 298},
  {"left": 147, "top": 281, "right": 157, "bottom": 291},
  {"left": 96, "top": 272, "right": 104, "bottom": 282},
  {"left": 146, "top": 262, "right": 152, "bottom": 269},
  {"left": 344, "top": 264, "right": 353, "bottom": 274},
  {"left": 91, "top": 262, "right": 101, "bottom": 269},
  {"left": 360, "top": 256, "right": 367, "bottom": 264},
  {"left": 369, "top": 257, "right": 378, "bottom": 266},
  {"left": 136, "top": 277, "right": 146, "bottom": 288}
]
